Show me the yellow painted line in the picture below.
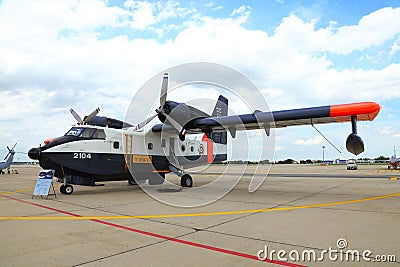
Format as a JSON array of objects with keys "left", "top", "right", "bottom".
[
  {"left": 0, "top": 188, "right": 34, "bottom": 195},
  {"left": 377, "top": 170, "right": 399, "bottom": 173},
  {"left": 1, "top": 191, "right": 399, "bottom": 221}
]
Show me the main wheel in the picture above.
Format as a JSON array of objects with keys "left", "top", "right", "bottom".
[
  {"left": 128, "top": 178, "right": 137, "bottom": 185},
  {"left": 180, "top": 174, "right": 193, "bottom": 187},
  {"left": 64, "top": 184, "right": 74, "bottom": 195},
  {"left": 60, "top": 184, "right": 66, "bottom": 194}
]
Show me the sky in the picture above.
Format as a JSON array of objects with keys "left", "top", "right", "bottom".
[{"left": 0, "top": 0, "right": 399, "bottom": 162}]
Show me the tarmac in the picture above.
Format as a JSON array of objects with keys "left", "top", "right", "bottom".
[{"left": 0, "top": 164, "right": 399, "bottom": 266}]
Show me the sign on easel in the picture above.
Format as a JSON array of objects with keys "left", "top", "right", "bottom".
[{"left": 33, "top": 169, "right": 56, "bottom": 199}]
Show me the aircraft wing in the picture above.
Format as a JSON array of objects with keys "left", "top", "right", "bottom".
[{"left": 152, "top": 102, "right": 381, "bottom": 133}]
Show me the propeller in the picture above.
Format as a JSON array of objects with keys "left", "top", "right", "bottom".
[
  {"left": 160, "top": 72, "right": 168, "bottom": 109},
  {"left": 135, "top": 73, "right": 170, "bottom": 131},
  {"left": 84, "top": 108, "right": 101, "bottom": 124},
  {"left": 133, "top": 72, "right": 203, "bottom": 137},
  {"left": 4, "top": 143, "right": 17, "bottom": 160},
  {"left": 70, "top": 108, "right": 100, "bottom": 125},
  {"left": 155, "top": 73, "right": 169, "bottom": 118},
  {"left": 134, "top": 114, "right": 158, "bottom": 130},
  {"left": 70, "top": 108, "right": 83, "bottom": 124}
]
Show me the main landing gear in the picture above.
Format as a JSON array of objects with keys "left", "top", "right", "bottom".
[
  {"left": 169, "top": 165, "right": 193, "bottom": 188},
  {"left": 60, "top": 184, "right": 74, "bottom": 195}
]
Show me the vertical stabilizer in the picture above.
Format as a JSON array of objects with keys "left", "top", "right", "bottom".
[{"left": 209, "top": 95, "right": 228, "bottom": 144}]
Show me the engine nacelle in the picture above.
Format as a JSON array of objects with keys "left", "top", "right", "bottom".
[
  {"left": 88, "top": 116, "right": 132, "bottom": 129},
  {"left": 158, "top": 101, "right": 209, "bottom": 129}
]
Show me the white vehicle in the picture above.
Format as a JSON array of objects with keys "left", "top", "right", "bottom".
[{"left": 346, "top": 160, "right": 358, "bottom": 170}]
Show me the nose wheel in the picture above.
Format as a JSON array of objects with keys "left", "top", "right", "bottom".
[
  {"left": 60, "top": 184, "right": 74, "bottom": 195},
  {"left": 169, "top": 165, "right": 193, "bottom": 188},
  {"left": 180, "top": 174, "right": 193, "bottom": 187}
]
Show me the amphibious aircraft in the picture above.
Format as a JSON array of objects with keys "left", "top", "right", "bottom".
[
  {"left": 388, "top": 146, "right": 398, "bottom": 169},
  {"left": 28, "top": 73, "right": 381, "bottom": 194},
  {"left": 0, "top": 144, "right": 17, "bottom": 174}
]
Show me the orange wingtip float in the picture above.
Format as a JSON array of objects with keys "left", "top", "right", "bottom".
[{"left": 330, "top": 102, "right": 381, "bottom": 122}]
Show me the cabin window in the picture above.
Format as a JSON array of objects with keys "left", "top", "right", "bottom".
[
  {"left": 92, "top": 129, "right": 106, "bottom": 139},
  {"left": 161, "top": 139, "right": 166, "bottom": 148},
  {"left": 148, "top": 143, "right": 153, "bottom": 150},
  {"left": 181, "top": 145, "right": 186, "bottom": 152},
  {"left": 80, "top": 128, "right": 97, "bottom": 138},
  {"left": 113, "top": 141, "right": 119, "bottom": 149},
  {"left": 190, "top": 146, "right": 194, "bottom": 152}
]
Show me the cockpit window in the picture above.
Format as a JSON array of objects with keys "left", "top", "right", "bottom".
[
  {"left": 80, "top": 128, "right": 97, "bottom": 138},
  {"left": 65, "top": 127, "right": 85, "bottom": 137},
  {"left": 65, "top": 127, "right": 106, "bottom": 140}
]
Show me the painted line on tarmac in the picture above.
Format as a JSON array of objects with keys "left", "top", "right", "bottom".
[
  {"left": 0, "top": 188, "right": 34, "bottom": 195},
  {"left": 0, "top": 194, "right": 303, "bottom": 267},
  {"left": 1, "top": 192, "right": 399, "bottom": 221}
]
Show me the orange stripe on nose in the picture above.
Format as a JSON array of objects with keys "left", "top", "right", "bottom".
[{"left": 44, "top": 138, "right": 53, "bottom": 144}]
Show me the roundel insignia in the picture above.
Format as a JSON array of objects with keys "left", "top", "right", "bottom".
[{"left": 198, "top": 144, "right": 204, "bottom": 155}]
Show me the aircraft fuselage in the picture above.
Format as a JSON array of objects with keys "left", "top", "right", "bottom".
[{"left": 28, "top": 125, "right": 226, "bottom": 185}]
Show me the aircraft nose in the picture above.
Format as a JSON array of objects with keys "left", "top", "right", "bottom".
[{"left": 28, "top": 147, "right": 41, "bottom": 160}]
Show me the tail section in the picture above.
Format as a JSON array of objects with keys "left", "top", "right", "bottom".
[
  {"left": 5, "top": 143, "right": 16, "bottom": 166},
  {"left": 209, "top": 95, "right": 228, "bottom": 144},
  {"left": 203, "top": 95, "right": 228, "bottom": 163}
]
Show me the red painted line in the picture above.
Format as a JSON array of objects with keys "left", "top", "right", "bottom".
[
  {"left": 1, "top": 194, "right": 305, "bottom": 267},
  {"left": 2, "top": 194, "right": 80, "bottom": 217}
]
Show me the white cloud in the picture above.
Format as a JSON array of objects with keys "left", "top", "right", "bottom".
[
  {"left": 273, "top": 7, "right": 400, "bottom": 54},
  {"left": 231, "top": 5, "right": 250, "bottom": 16},
  {"left": 389, "top": 38, "right": 400, "bottom": 57},
  {"left": 125, "top": 0, "right": 156, "bottom": 30},
  {"left": 156, "top": 1, "right": 195, "bottom": 21},
  {"left": 294, "top": 136, "right": 325, "bottom": 145}
]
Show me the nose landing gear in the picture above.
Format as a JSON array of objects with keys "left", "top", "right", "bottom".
[
  {"left": 180, "top": 174, "right": 193, "bottom": 187},
  {"left": 60, "top": 184, "right": 74, "bottom": 195},
  {"left": 169, "top": 165, "right": 193, "bottom": 188}
]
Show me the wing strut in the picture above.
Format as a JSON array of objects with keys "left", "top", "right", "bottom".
[{"left": 311, "top": 120, "right": 342, "bottom": 154}]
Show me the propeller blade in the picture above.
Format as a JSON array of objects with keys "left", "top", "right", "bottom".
[
  {"left": 135, "top": 114, "right": 157, "bottom": 130},
  {"left": 70, "top": 108, "right": 83, "bottom": 124},
  {"left": 84, "top": 107, "right": 100, "bottom": 124},
  {"left": 4, "top": 153, "right": 9, "bottom": 160},
  {"left": 5, "top": 143, "right": 17, "bottom": 155},
  {"left": 11, "top": 143, "right": 17, "bottom": 151},
  {"left": 160, "top": 73, "right": 168, "bottom": 108}
]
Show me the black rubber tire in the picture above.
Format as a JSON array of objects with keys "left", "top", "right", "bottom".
[
  {"left": 64, "top": 184, "right": 74, "bottom": 195},
  {"left": 180, "top": 174, "right": 193, "bottom": 187},
  {"left": 128, "top": 179, "right": 137, "bottom": 185},
  {"left": 60, "top": 184, "right": 66, "bottom": 194}
]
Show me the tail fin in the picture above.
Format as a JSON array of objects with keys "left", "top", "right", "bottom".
[{"left": 209, "top": 95, "right": 228, "bottom": 144}]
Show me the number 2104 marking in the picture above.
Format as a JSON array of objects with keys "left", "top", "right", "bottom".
[{"left": 73, "top": 153, "right": 92, "bottom": 159}]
